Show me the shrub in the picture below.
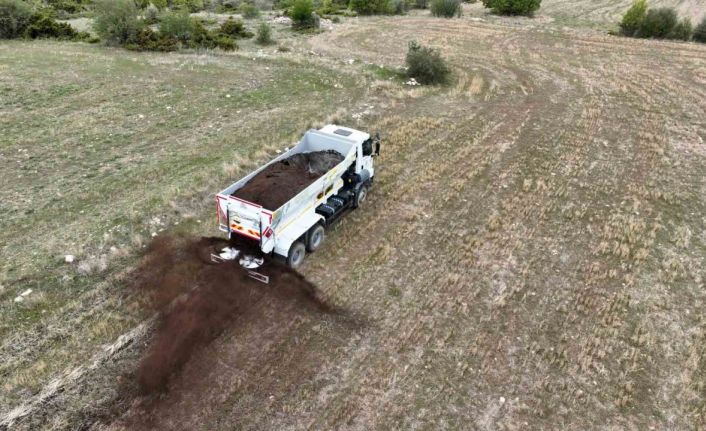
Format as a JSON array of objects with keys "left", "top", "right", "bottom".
[
  {"left": 619, "top": 0, "right": 647, "bottom": 36},
  {"left": 171, "top": 0, "right": 205, "bottom": 12},
  {"left": 413, "top": 0, "right": 428, "bottom": 8},
  {"left": 125, "top": 26, "right": 178, "bottom": 51},
  {"left": 349, "top": 0, "right": 392, "bottom": 15},
  {"left": 144, "top": 3, "right": 160, "bottom": 24},
  {"left": 430, "top": 0, "right": 460, "bottom": 18},
  {"left": 405, "top": 40, "right": 450, "bottom": 85},
  {"left": 481, "top": 0, "right": 541, "bottom": 16},
  {"left": 255, "top": 21, "right": 273, "bottom": 44},
  {"left": 46, "top": 0, "right": 90, "bottom": 17},
  {"left": 389, "top": 0, "right": 407, "bottom": 14},
  {"left": 669, "top": 17, "right": 692, "bottom": 40},
  {"left": 159, "top": 9, "right": 194, "bottom": 41},
  {"left": 93, "top": 0, "right": 142, "bottom": 45},
  {"left": 240, "top": 1, "right": 260, "bottom": 18},
  {"left": 637, "top": 7, "right": 678, "bottom": 39},
  {"left": 219, "top": 16, "right": 253, "bottom": 37},
  {"left": 24, "top": 11, "right": 88, "bottom": 39},
  {"left": 0, "top": 0, "right": 33, "bottom": 39},
  {"left": 318, "top": 0, "right": 342, "bottom": 14},
  {"left": 694, "top": 17, "right": 706, "bottom": 43},
  {"left": 291, "top": 0, "right": 318, "bottom": 29}
]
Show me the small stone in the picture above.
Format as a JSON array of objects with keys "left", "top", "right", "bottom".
[
  {"left": 65, "top": 255, "right": 75, "bottom": 263},
  {"left": 14, "top": 296, "right": 24, "bottom": 303},
  {"left": 21, "top": 289, "right": 32, "bottom": 297},
  {"left": 499, "top": 397, "right": 506, "bottom": 404}
]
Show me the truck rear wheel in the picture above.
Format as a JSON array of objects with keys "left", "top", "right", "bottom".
[
  {"left": 306, "top": 224, "right": 325, "bottom": 252},
  {"left": 287, "top": 241, "right": 306, "bottom": 268}
]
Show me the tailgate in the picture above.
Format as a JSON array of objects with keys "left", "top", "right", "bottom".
[{"left": 217, "top": 195, "right": 271, "bottom": 241}]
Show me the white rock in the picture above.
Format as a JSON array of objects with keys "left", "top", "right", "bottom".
[
  {"left": 21, "top": 289, "right": 32, "bottom": 297},
  {"left": 65, "top": 255, "right": 75, "bottom": 263},
  {"left": 499, "top": 397, "right": 506, "bottom": 404},
  {"left": 14, "top": 296, "right": 24, "bottom": 303}
]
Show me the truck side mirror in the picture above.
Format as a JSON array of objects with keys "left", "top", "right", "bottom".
[{"left": 374, "top": 133, "right": 381, "bottom": 156}]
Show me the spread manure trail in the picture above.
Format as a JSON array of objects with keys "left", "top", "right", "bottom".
[{"left": 131, "top": 234, "right": 330, "bottom": 395}]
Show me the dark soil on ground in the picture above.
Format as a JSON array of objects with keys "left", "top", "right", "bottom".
[
  {"left": 233, "top": 150, "right": 344, "bottom": 210},
  {"left": 129, "top": 234, "right": 331, "bottom": 396}
]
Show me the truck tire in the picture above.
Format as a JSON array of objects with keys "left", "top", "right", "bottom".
[
  {"left": 287, "top": 241, "right": 306, "bottom": 268},
  {"left": 353, "top": 184, "right": 368, "bottom": 208},
  {"left": 306, "top": 224, "right": 325, "bottom": 252}
]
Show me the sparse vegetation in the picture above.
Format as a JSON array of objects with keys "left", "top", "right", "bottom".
[
  {"left": 405, "top": 40, "right": 450, "bottom": 84},
  {"left": 481, "top": 0, "right": 541, "bottom": 16},
  {"left": 255, "top": 21, "right": 273, "bottom": 44},
  {"left": 430, "top": 0, "right": 461, "bottom": 18}
]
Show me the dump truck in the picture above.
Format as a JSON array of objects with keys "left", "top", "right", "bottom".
[{"left": 214, "top": 125, "right": 380, "bottom": 274}]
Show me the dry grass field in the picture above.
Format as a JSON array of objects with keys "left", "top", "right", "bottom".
[{"left": 1, "top": 2, "right": 705, "bottom": 430}]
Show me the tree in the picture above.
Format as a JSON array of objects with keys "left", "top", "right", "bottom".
[
  {"left": 481, "top": 0, "right": 541, "bottom": 16},
  {"left": 619, "top": 0, "right": 647, "bottom": 36}
]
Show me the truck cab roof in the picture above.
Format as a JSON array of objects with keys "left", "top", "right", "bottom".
[{"left": 318, "top": 125, "right": 370, "bottom": 144}]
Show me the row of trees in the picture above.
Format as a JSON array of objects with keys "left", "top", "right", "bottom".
[{"left": 620, "top": 0, "right": 706, "bottom": 42}]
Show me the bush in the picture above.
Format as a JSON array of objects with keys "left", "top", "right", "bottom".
[
  {"left": 144, "top": 3, "right": 160, "bottom": 24},
  {"left": 405, "top": 40, "right": 450, "bottom": 85},
  {"left": 637, "top": 7, "right": 677, "bottom": 39},
  {"left": 126, "top": 26, "right": 178, "bottom": 51},
  {"left": 0, "top": 0, "right": 33, "bottom": 39},
  {"left": 255, "top": 21, "right": 273, "bottom": 44},
  {"left": 219, "top": 16, "right": 253, "bottom": 37},
  {"left": 93, "top": 0, "right": 142, "bottom": 45},
  {"left": 413, "top": 0, "right": 428, "bottom": 8},
  {"left": 430, "top": 0, "right": 460, "bottom": 17},
  {"left": 171, "top": 0, "right": 205, "bottom": 12},
  {"left": 24, "top": 11, "right": 88, "bottom": 39},
  {"left": 240, "top": 1, "right": 260, "bottom": 18},
  {"left": 291, "top": 0, "right": 318, "bottom": 29},
  {"left": 669, "top": 17, "right": 692, "bottom": 40},
  {"left": 389, "top": 0, "right": 407, "bottom": 14},
  {"left": 481, "top": 0, "right": 541, "bottom": 16},
  {"left": 46, "top": 0, "right": 91, "bottom": 17},
  {"left": 349, "top": 0, "right": 392, "bottom": 15},
  {"left": 694, "top": 17, "right": 706, "bottom": 43},
  {"left": 159, "top": 9, "right": 194, "bottom": 41},
  {"left": 619, "top": 0, "right": 647, "bottom": 36}
]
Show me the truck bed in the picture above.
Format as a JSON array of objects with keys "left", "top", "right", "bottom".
[{"left": 232, "top": 150, "right": 343, "bottom": 211}]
